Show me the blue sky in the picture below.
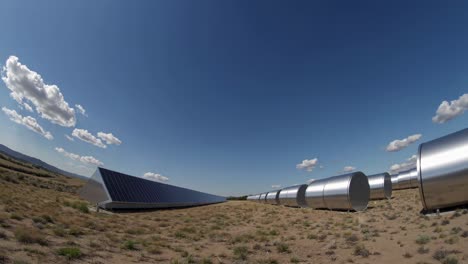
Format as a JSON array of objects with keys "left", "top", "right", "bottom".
[{"left": 1, "top": 1, "right": 468, "bottom": 196}]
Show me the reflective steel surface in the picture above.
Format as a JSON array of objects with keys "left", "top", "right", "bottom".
[
  {"left": 391, "top": 175, "right": 399, "bottom": 190},
  {"left": 305, "top": 172, "right": 370, "bottom": 211},
  {"left": 418, "top": 128, "right": 468, "bottom": 210},
  {"left": 265, "top": 190, "right": 281, "bottom": 205},
  {"left": 246, "top": 195, "right": 259, "bottom": 201},
  {"left": 304, "top": 179, "right": 328, "bottom": 209},
  {"left": 259, "top": 193, "right": 267, "bottom": 203},
  {"left": 367, "top": 172, "right": 392, "bottom": 200},
  {"left": 396, "top": 169, "right": 418, "bottom": 189},
  {"left": 278, "top": 184, "right": 308, "bottom": 207}
]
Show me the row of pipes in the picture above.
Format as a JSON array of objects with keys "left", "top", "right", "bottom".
[{"left": 247, "top": 128, "right": 468, "bottom": 212}]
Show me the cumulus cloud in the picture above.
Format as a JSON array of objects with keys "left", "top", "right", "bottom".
[
  {"left": 65, "top": 134, "right": 74, "bottom": 141},
  {"left": 143, "top": 172, "right": 169, "bottom": 182},
  {"left": 72, "top": 128, "right": 106, "bottom": 148},
  {"left": 432, "top": 94, "right": 468, "bottom": 124},
  {"left": 2, "top": 56, "right": 76, "bottom": 127},
  {"left": 296, "top": 158, "right": 318, "bottom": 172},
  {"left": 97, "top": 132, "right": 122, "bottom": 145},
  {"left": 75, "top": 104, "right": 87, "bottom": 117},
  {"left": 2, "top": 107, "right": 53, "bottom": 140},
  {"left": 55, "top": 147, "right": 103, "bottom": 166},
  {"left": 23, "top": 103, "right": 33, "bottom": 112},
  {"left": 343, "top": 166, "right": 356, "bottom": 172},
  {"left": 389, "top": 155, "right": 417, "bottom": 174},
  {"left": 271, "top": 184, "right": 281, "bottom": 189},
  {"left": 386, "top": 134, "right": 422, "bottom": 152}
]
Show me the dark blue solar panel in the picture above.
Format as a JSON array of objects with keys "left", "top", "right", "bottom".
[{"left": 99, "top": 168, "right": 226, "bottom": 206}]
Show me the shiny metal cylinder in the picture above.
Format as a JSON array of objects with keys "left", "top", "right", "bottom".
[
  {"left": 391, "top": 174, "right": 399, "bottom": 190},
  {"left": 278, "top": 184, "right": 308, "bottom": 207},
  {"left": 418, "top": 128, "right": 468, "bottom": 210},
  {"left": 303, "top": 178, "right": 328, "bottom": 209},
  {"left": 367, "top": 172, "right": 392, "bottom": 200},
  {"left": 258, "top": 193, "right": 267, "bottom": 203},
  {"left": 396, "top": 169, "right": 418, "bottom": 189},
  {"left": 265, "top": 190, "right": 281, "bottom": 205},
  {"left": 305, "top": 172, "right": 370, "bottom": 211},
  {"left": 247, "top": 195, "right": 259, "bottom": 201}
]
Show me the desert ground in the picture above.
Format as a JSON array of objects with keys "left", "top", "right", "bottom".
[{"left": 0, "top": 153, "right": 467, "bottom": 264}]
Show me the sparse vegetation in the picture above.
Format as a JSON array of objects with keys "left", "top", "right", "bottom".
[
  {"left": 418, "top": 246, "right": 430, "bottom": 254},
  {"left": 276, "top": 242, "right": 291, "bottom": 253},
  {"left": 122, "top": 240, "right": 138, "bottom": 250},
  {"left": 63, "top": 200, "right": 89, "bottom": 213},
  {"left": 403, "top": 252, "right": 413, "bottom": 258},
  {"left": 416, "top": 234, "right": 431, "bottom": 245},
  {"left": 0, "top": 151, "right": 467, "bottom": 263},
  {"left": 233, "top": 245, "right": 249, "bottom": 260},
  {"left": 353, "top": 244, "right": 370, "bottom": 258},
  {"left": 57, "top": 247, "right": 82, "bottom": 260},
  {"left": 14, "top": 227, "right": 48, "bottom": 246}
]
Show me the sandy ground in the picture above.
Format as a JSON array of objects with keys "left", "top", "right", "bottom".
[{"left": 0, "top": 155, "right": 468, "bottom": 263}]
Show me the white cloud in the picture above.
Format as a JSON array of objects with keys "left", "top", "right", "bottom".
[
  {"left": 23, "top": 102, "right": 33, "bottom": 112},
  {"left": 296, "top": 158, "right": 318, "bottom": 172},
  {"left": 432, "top": 94, "right": 468, "bottom": 124},
  {"left": 55, "top": 147, "right": 103, "bottom": 166},
  {"left": 72, "top": 128, "right": 106, "bottom": 148},
  {"left": 343, "top": 166, "right": 356, "bottom": 172},
  {"left": 2, "top": 107, "right": 53, "bottom": 140},
  {"left": 386, "top": 134, "right": 422, "bottom": 152},
  {"left": 143, "top": 172, "right": 169, "bottom": 182},
  {"left": 389, "top": 155, "right": 417, "bottom": 174},
  {"left": 271, "top": 184, "right": 281, "bottom": 189},
  {"left": 65, "top": 134, "right": 74, "bottom": 141},
  {"left": 75, "top": 104, "right": 87, "bottom": 117},
  {"left": 97, "top": 132, "right": 122, "bottom": 145},
  {"left": 2, "top": 56, "right": 76, "bottom": 127}
]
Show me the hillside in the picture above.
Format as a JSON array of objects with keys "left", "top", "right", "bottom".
[
  {"left": 0, "top": 152, "right": 467, "bottom": 264},
  {"left": 0, "top": 144, "right": 87, "bottom": 180}
]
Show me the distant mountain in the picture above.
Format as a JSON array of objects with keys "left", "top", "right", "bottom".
[{"left": 0, "top": 144, "right": 88, "bottom": 180}]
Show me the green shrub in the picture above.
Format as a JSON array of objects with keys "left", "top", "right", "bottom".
[
  {"left": 63, "top": 201, "right": 89, "bottom": 213},
  {"left": 53, "top": 227, "right": 66, "bottom": 237},
  {"left": 57, "top": 247, "right": 82, "bottom": 260},
  {"left": 415, "top": 234, "right": 430, "bottom": 245},
  {"left": 233, "top": 246, "right": 249, "bottom": 260},
  {"left": 443, "top": 256, "right": 459, "bottom": 264},
  {"left": 14, "top": 227, "right": 48, "bottom": 246},
  {"left": 353, "top": 244, "right": 369, "bottom": 258},
  {"left": 200, "top": 257, "right": 213, "bottom": 264},
  {"left": 122, "top": 240, "right": 138, "bottom": 250},
  {"left": 345, "top": 233, "right": 359, "bottom": 244},
  {"left": 275, "top": 242, "right": 291, "bottom": 253},
  {"left": 10, "top": 213, "right": 23, "bottom": 221}
]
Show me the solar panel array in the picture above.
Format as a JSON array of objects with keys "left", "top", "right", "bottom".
[{"left": 98, "top": 168, "right": 225, "bottom": 205}]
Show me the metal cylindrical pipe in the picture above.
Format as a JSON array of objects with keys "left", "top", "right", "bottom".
[
  {"left": 396, "top": 169, "right": 418, "bottom": 189},
  {"left": 305, "top": 172, "right": 370, "bottom": 211},
  {"left": 304, "top": 179, "right": 328, "bottom": 209},
  {"left": 367, "top": 172, "right": 392, "bottom": 200},
  {"left": 418, "top": 128, "right": 468, "bottom": 210},
  {"left": 259, "top": 193, "right": 267, "bottom": 203},
  {"left": 265, "top": 190, "right": 281, "bottom": 205},
  {"left": 248, "top": 194, "right": 260, "bottom": 202},
  {"left": 391, "top": 174, "right": 399, "bottom": 190},
  {"left": 253, "top": 194, "right": 261, "bottom": 202},
  {"left": 278, "top": 184, "right": 308, "bottom": 207}
]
